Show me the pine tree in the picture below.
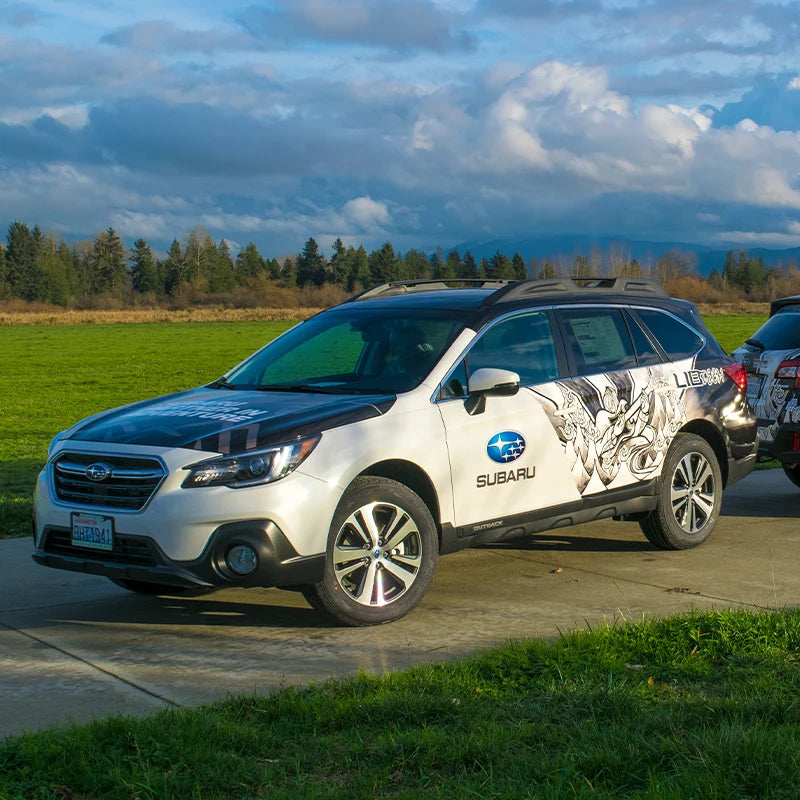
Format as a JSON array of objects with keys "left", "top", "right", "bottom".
[
  {"left": 721, "top": 251, "right": 736, "bottom": 286},
  {"left": 352, "top": 246, "right": 371, "bottom": 290},
  {"left": 404, "top": 249, "right": 431, "bottom": 280},
  {"left": 266, "top": 258, "right": 281, "bottom": 281},
  {"left": 162, "top": 239, "right": 187, "bottom": 295},
  {"left": 38, "top": 233, "right": 72, "bottom": 304},
  {"left": 281, "top": 257, "right": 297, "bottom": 288},
  {"left": 87, "top": 227, "right": 126, "bottom": 294},
  {"left": 511, "top": 252, "right": 527, "bottom": 280},
  {"left": 209, "top": 239, "right": 236, "bottom": 292},
  {"left": 489, "top": 250, "right": 514, "bottom": 279},
  {"left": 443, "top": 249, "right": 461, "bottom": 280},
  {"left": 296, "top": 238, "right": 327, "bottom": 286},
  {"left": 5, "top": 221, "right": 36, "bottom": 300},
  {"left": 370, "top": 242, "right": 401, "bottom": 283},
  {"left": 236, "top": 242, "right": 266, "bottom": 280},
  {"left": 538, "top": 262, "right": 556, "bottom": 279},
  {"left": 0, "top": 243, "right": 7, "bottom": 297},
  {"left": 130, "top": 239, "right": 158, "bottom": 294},
  {"left": 461, "top": 251, "right": 477, "bottom": 280},
  {"left": 330, "top": 238, "right": 349, "bottom": 287}
]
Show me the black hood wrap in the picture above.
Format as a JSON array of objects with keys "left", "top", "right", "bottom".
[{"left": 65, "top": 388, "right": 396, "bottom": 452}]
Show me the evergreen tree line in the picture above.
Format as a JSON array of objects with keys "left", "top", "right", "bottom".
[{"left": 0, "top": 219, "right": 797, "bottom": 307}]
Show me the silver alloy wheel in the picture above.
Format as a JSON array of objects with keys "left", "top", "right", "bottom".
[
  {"left": 332, "top": 500, "right": 422, "bottom": 607},
  {"left": 670, "top": 451, "right": 716, "bottom": 533}
]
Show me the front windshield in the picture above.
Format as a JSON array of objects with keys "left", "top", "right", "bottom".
[{"left": 225, "top": 307, "right": 469, "bottom": 394}]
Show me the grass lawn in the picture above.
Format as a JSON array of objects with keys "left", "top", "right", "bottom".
[
  {"left": 3, "top": 608, "right": 800, "bottom": 798},
  {"left": 0, "top": 321, "right": 296, "bottom": 537},
  {"left": 0, "top": 313, "right": 769, "bottom": 538}
]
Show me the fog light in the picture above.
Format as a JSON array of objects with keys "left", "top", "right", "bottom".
[{"left": 227, "top": 544, "right": 258, "bottom": 575}]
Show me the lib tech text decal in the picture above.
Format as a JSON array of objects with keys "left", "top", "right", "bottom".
[{"left": 674, "top": 367, "right": 726, "bottom": 389}]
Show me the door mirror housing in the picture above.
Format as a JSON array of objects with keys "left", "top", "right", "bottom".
[{"left": 465, "top": 368, "right": 520, "bottom": 415}]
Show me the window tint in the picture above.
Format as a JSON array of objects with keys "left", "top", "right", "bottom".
[
  {"left": 230, "top": 309, "right": 466, "bottom": 394},
  {"left": 747, "top": 314, "right": 800, "bottom": 350},
  {"left": 624, "top": 311, "right": 664, "bottom": 366},
  {"left": 558, "top": 308, "right": 636, "bottom": 375},
  {"left": 634, "top": 309, "right": 703, "bottom": 361},
  {"left": 462, "top": 312, "right": 559, "bottom": 388}
]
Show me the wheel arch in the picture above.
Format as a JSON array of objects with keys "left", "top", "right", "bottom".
[
  {"left": 356, "top": 459, "right": 442, "bottom": 545},
  {"left": 678, "top": 419, "right": 729, "bottom": 486}
]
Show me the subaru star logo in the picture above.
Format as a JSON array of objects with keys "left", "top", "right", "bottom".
[
  {"left": 487, "top": 431, "right": 526, "bottom": 464},
  {"left": 85, "top": 462, "right": 111, "bottom": 482}
]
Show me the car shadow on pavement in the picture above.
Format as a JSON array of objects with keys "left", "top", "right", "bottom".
[
  {"left": 482, "top": 530, "right": 655, "bottom": 553},
  {"left": 720, "top": 491, "right": 800, "bottom": 518},
  {"left": 22, "top": 589, "right": 338, "bottom": 630}
]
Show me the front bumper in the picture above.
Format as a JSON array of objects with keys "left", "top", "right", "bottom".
[{"left": 32, "top": 519, "right": 325, "bottom": 589}]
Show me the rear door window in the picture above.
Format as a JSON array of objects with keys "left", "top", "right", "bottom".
[{"left": 557, "top": 307, "right": 636, "bottom": 376}]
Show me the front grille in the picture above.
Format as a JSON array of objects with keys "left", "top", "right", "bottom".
[
  {"left": 43, "top": 527, "right": 159, "bottom": 566},
  {"left": 53, "top": 452, "right": 165, "bottom": 511}
]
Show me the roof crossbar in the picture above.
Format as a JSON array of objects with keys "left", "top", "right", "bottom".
[{"left": 485, "top": 276, "right": 669, "bottom": 305}]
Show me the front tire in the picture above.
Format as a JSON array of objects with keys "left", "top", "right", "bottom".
[
  {"left": 639, "top": 433, "right": 722, "bottom": 550},
  {"left": 302, "top": 476, "right": 438, "bottom": 626}
]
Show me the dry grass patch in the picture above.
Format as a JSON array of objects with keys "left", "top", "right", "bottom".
[
  {"left": 0, "top": 306, "right": 322, "bottom": 326},
  {"left": 697, "top": 301, "right": 770, "bottom": 315}
]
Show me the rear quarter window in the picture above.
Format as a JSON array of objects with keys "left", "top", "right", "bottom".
[
  {"left": 747, "top": 314, "right": 800, "bottom": 350},
  {"left": 633, "top": 308, "right": 703, "bottom": 361}
]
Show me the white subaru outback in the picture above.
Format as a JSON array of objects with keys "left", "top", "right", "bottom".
[{"left": 33, "top": 278, "right": 758, "bottom": 625}]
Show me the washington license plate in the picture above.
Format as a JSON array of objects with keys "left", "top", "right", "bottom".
[
  {"left": 746, "top": 375, "right": 763, "bottom": 403},
  {"left": 71, "top": 512, "right": 114, "bottom": 551}
]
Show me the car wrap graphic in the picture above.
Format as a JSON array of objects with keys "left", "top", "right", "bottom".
[
  {"left": 735, "top": 347, "right": 800, "bottom": 445},
  {"left": 532, "top": 366, "right": 690, "bottom": 495}
]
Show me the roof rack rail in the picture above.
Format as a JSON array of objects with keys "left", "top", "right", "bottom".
[
  {"left": 485, "top": 276, "right": 668, "bottom": 305},
  {"left": 348, "top": 278, "right": 512, "bottom": 302}
]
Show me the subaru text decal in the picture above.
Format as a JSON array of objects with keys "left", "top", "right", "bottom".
[{"left": 487, "top": 431, "right": 526, "bottom": 463}]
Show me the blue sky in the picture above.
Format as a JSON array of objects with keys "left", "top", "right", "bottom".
[{"left": 1, "top": 0, "right": 800, "bottom": 258}]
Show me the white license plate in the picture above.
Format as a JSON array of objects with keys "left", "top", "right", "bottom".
[
  {"left": 71, "top": 513, "right": 114, "bottom": 551},
  {"left": 746, "top": 375, "right": 763, "bottom": 403}
]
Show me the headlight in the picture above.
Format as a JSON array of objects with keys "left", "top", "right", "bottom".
[{"left": 181, "top": 435, "right": 320, "bottom": 489}]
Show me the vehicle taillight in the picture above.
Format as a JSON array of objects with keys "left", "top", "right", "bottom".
[
  {"left": 774, "top": 359, "right": 800, "bottom": 388},
  {"left": 723, "top": 362, "right": 748, "bottom": 393}
]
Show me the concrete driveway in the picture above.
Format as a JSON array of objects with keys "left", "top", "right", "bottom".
[{"left": 2, "top": 469, "right": 799, "bottom": 740}]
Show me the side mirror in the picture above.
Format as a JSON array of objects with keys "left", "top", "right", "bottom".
[{"left": 465, "top": 368, "right": 520, "bottom": 415}]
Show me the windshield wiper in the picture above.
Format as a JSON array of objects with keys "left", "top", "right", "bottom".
[
  {"left": 208, "top": 377, "right": 238, "bottom": 389},
  {"left": 255, "top": 384, "right": 355, "bottom": 394},
  {"left": 745, "top": 338, "right": 765, "bottom": 350}
]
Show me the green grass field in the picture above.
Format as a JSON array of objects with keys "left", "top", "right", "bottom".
[
  {"left": 0, "top": 321, "right": 296, "bottom": 537},
  {"left": 0, "top": 313, "right": 767, "bottom": 538},
  {"left": 3, "top": 608, "right": 800, "bottom": 798}
]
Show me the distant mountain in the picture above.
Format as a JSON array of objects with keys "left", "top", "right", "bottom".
[{"left": 447, "top": 235, "right": 800, "bottom": 276}]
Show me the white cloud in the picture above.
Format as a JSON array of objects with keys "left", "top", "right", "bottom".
[{"left": 343, "top": 196, "right": 391, "bottom": 229}]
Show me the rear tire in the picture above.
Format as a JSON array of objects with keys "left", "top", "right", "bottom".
[
  {"left": 302, "top": 476, "right": 438, "bottom": 626},
  {"left": 639, "top": 433, "right": 722, "bottom": 550},
  {"left": 782, "top": 464, "right": 800, "bottom": 489}
]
